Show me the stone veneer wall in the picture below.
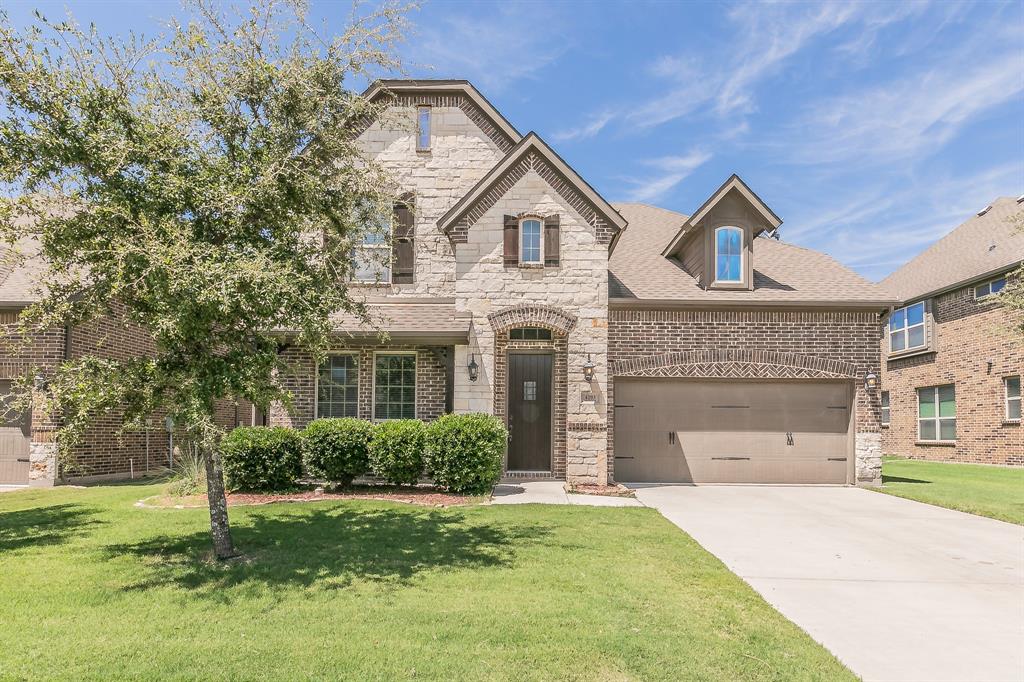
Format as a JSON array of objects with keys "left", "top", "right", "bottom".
[
  {"left": 269, "top": 344, "right": 448, "bottom": 429},
  {"left": 453, "top": 170, "right": 610, "bottom": 484},
  {"left": 608, "top": 308, "right": 884, "bottom": 485},
  {"left": 881, "top": 285, "right": 1023, "bottom": 465}
]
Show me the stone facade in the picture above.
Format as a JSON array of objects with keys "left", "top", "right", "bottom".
[
  {"left": 880, "top": 285, "right": 1023, "bottom": 465},
  {"left": 608, "top": 308, "right": 884, "bottom": 485}
]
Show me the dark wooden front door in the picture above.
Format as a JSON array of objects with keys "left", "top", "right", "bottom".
[{"left": 507, "top": 352, "right": 552, "bottom": 471}]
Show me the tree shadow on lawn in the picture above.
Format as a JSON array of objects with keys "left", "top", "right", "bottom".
[
  {"left": 105, "top": 504, "right": 551, "bottom": 600},
  {"left": 0, "top": 503, "right": 105, "bottom": 552}
]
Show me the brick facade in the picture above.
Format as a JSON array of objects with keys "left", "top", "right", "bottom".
[
  {"left": 881, "top": 286, "right": 1023, "bottom": 465},
  {"left": 608, "top": 308, "right": 885, "bottom": 484}
]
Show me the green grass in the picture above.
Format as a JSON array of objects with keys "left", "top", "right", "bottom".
[
  {"left": 0, "top": 483, "right": 852, "bottom": 681},
  {"left": 878, "top": 456, "right": 1024, "bottom": 524}
]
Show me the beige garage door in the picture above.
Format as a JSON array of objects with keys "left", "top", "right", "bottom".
[
  {"left": 0, "top": 380, "right": 30, "bottom": 485},
  {"left": 614, "top": 380, "right": 853, "bottom": 484}
]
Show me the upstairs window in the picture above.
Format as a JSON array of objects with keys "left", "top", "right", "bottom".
[
  {"left": 975, "top": 276, "right": 1006, "bottom": 299},
  {"left": 889, "top": 302, "right": 926, "bottom": 353},
  {"left": 918, "top": 384, "right": 955, "bottom": 442},
  {"left": 520, "top": 218, "right": 542, "bottom": 264},
  {"left": 714, "top": 226, "right": 743, "bottom": 282},
  {"left": 416, "top": 106, "right": 431, "bottom": 151},
  {"left": 352, "top": 217, "right": 391, "bottom": 283},
  {"left": 1006, "top": 376, "right": 1021, "bottom": 421}
]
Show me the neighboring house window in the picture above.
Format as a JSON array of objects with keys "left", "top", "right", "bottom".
[
  {"left": 352, "top": 216, "right": 391, "bottom": 283},
  {"left": 520, "top": 218, "right": 542, "bottom": 264},
  {"left": 881, "top": 391, "right": 890, "bottom": 425},
  {"left": 975, "top": 276, "right": 1007, "bottom": 299},
  {"left": 317, "top": 355, "right": 358, "bottom": 418},
  {"left": 509, "top": 327, "right": 552, "bottom": 340},
  {"left": 416, "top": 106, "right": 431, "bottom": 151},
  {"left": 714, "top": 226, "right": 742, "bottom": 282},
  {"left": 1006, "top": 376, "right": 1021, "bottom": 421},
  {"left": 889, "top": 302, "right": 926, "bottom": 353},
  {"left": 918, "top": 384, "right": 955, "bottom": 441},
  {"left": 374, "top": 353, "right": 416, "bottom": 420}
]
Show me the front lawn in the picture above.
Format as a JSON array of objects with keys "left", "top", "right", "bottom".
[
  {"left": 879, "top": 456, "right": 1024, "bottom": 524},
  {"left": 0, "top": 482, "right": 852, "bottom": 681}
]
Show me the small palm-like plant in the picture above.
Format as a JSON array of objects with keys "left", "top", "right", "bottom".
[{"left": 166, "top": 446, "right": 207, "bottom": 498}]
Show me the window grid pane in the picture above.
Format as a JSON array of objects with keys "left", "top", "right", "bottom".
[
  {"left": 918, "top": 385, "right": 955, "bottom": 441},
  {"left": 417, "top": 107, "right": 430, "bottom": 150},
  {"left": 374, "top": 354, "right": 416, "bottom": 420},
  {"left": 317, "top": 356, "right": 358, "bottom": 418},
  {"left": 521, "top": 220, "right": 541, "bottom": 263},
  {"left": 715, "top": 227, "right": 742, "bottom": 282},
  {"left": 1007, "top": 377, "right": 1021, "bottom": 420},
  {"left": 890, "top": 302, "right": 926, "bottom": 352}
]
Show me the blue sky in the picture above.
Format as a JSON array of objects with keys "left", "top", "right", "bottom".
[{"left": 6, "top": 0, "right": 1023, "bottom": 280}]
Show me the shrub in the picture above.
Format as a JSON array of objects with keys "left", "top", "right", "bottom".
[
  {"left": 220, "top": 426, "right": 302, "bottom": 492},
  {"left": 302, "top": 418, "right": 373, "bottom": 486},
  {"left": 166, "top": 445, "right": 207, "bottom": 497},
  {"left": 369, "top": 419, "right": 427, "bottom": 486},
  {"left": 425, "top": 413, "right": 506, "bottom": 494}
]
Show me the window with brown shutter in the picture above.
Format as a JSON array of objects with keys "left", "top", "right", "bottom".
[
  {"left": 392, "top": 201, "right": 415, "bottom": 283},
  {"left": 544, "top": 215, "right": 560, "bottom": 267},
  {"left": 503, "top": 214, "right": 518, "bottom": 266}
]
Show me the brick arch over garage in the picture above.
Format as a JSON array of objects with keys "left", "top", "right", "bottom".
[
  {"left": 487, "top": 304, "right": 577, "bottom": 336},
  {"left": 612, "top": 349, "right": 859, "bottom": 380}
]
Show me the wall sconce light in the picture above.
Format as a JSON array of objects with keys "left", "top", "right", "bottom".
[
  {"left": 33, "top": 374, "right": 48, "bottom": 392},
  {"left": 865, "top": 372, "right": 878, "bottom": 390},
  {"left": 582, "top": 354, "right": 595, "bottom": 383},
  {"left": 467, "top": 353, "right": 479, "bottom": 382}
]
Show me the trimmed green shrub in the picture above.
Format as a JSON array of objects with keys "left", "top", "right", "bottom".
[
  {"left": 425, "top": 413, "right": 506, "bottom": 494},
  {"left": 302, "top": 417, "right": 373, "bottom": 486},
  {"left": 369, "top": 419, "right": 427, "bottom": 486},
  {"left": 220, "top": 426, "right": 302, "bottom": 492}
]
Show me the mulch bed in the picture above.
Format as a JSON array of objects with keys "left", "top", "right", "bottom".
[
  {"left": 139, "top": 487, "right": 477, "bottom": 509},
  {"left": 565, "top": 483, "right": 636, "bottom": 498}
]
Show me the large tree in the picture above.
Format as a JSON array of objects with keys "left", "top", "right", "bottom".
[
  {"left": 0, "top": 0, "right": 411, "bottom": 559},
  {"left": 999, "top": 210, "right": 1024, "bottom": 338}
]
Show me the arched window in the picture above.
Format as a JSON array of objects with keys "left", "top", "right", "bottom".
[
  {"left": 519, "top": 218, "right": 542, "bottom": 264},
  {"left": 715, "top": 226, "right": 743, "bottom": 283}
]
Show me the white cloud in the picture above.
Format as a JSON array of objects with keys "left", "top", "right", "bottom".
[
  {"left": 551, "top": 111, "right": 615, "bottom": 142},
  {"left": 619, "top": 150, "right": 713, "bottom": 202}
]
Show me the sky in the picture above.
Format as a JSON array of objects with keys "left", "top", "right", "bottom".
[{"left": 4, "top": 0, "right": 1024, "bottom": 281}]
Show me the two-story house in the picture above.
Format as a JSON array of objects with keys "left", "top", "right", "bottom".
[
  {"left": 1, "top": 78, "right": 898, "bottom": 488},
  {"left": 879, "top": 197, "right": 1024, "bottom": 466}
]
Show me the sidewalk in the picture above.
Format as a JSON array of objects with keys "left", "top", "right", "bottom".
[{"left": 491, "top": 480, "right": 642, "bottom": 507}]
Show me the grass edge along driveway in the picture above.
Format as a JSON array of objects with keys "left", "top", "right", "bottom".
[
  {"left": 0, "top": 481, "right": 853, "bottom": 681},
  {"left": 877, "top": 455, "right": 1024, "bottom": 525}
]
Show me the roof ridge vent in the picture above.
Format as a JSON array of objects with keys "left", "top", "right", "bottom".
[{"left": 977, "top": 205, "right": 993, "bottom": 216}]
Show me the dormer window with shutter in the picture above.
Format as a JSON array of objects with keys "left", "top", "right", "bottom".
[
  {"left": 391, "top": 199, "right": 415, "bottom": 284},
  {"left": 351, "top": 197, "right": 415, "bottom": 285},
  {"left": 503, "top": 214, "right": 560, "bottom": 269}
]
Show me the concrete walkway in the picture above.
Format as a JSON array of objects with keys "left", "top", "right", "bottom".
[
  {"left": 0, "top": 485, "right": 28, "bottom": 494},
  {"left": 633, "top": 484, "right": 1024, "bottom": 682},
  {"left": 491, "top": 480, "right": 642, "bottom": 507}
]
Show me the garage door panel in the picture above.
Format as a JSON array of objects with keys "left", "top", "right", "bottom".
[
  {"left": 0, "top": 380, "right": 30, "bottom": 485},
  {"left": 614, "top": 379, "right": 852, "bottom": 484}
]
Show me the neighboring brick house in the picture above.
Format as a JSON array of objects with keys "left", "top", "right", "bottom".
[
  {"left": 878, "top": 197, "right": 1024, "bottom": 466},
  {"left": 1, "top": 79, "right": 899, "bottom": 487},
  {"left": 267, "top": 79, "right": 895, "bottom": 487}
]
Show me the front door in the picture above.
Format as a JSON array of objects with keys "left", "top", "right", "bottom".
[{"left": 507, "top": 352, "right": 552, "bottom": 472}]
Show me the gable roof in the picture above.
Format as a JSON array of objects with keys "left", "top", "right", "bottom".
[
  {"left": 610, "top": 203, "right": 896, "bottom": 307},
  {"left": 436, "top": 132, "right": 628, "bottom": 247},
  {"left": 880, "top": 196, "right": 1024, "bottom": 303},
  {"left": 662, "top": 174, "right": 783, "bottom": 257},
  {"left": 361, "top": 79, "right": 521, "bottom": 152}
]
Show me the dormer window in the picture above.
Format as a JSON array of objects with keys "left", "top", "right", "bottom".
[
  {"left": 520, "top": 218, "right": 542, "bottom": 264},
  {"left": 714, "top": 226, "right": 743, "bottom": 283}
]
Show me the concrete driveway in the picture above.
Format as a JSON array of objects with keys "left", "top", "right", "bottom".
[{"left": 633, "top": 485, "right": 1024, "bottom": 682}]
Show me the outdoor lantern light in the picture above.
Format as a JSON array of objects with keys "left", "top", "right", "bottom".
[
  {"left": 467, "top": 353, "right": 479, "bottom": 382},
  {"left": 582, "top": 354, "right": 595, "bottom": 383},
  {"left": 865, "top": 372, "right": 879, "bottom": 390},
  {"left": 33, "top": 374, "right": 48, "bottom": 392}
]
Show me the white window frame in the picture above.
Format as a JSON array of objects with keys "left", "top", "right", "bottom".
[
  {"left": 314, "top": 353, "right": 360, "bottom": 419},
  {"left": 1005, "top": 376, "right": 1021, "bottom": 422},
  {"left": 889, "top": 301, "right": 927, "bottom": 354},
  {"left": 713, "top": 225, "right": 744, "bottom": 283},
  {"left": 881, "top": 390, "right": 890, "bottom": 426},
  {"left": 416, "top": 105, "right": 431, "bottom": 152},
  {"left": 351, "top": 211, "right": 393, "bottom": 284},
  {"left": 975, "top": 276, "right": 1007, "bottom": 299},
  {"left": 519, "top": 217, "right": 543, "bottom": 265},
  {"left": 917, "top": 384, "right": 956, "bottom": 442},
  {"left": 372, "top": 351, "right": 417, "bottom": 421}
]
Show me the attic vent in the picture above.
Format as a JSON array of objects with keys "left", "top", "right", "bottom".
[
  {"left": 989, "top": 243, "right": 997, "bottom": 252},
  {"left": 977, "top": 205, "right": 992, "bottom": 216}
]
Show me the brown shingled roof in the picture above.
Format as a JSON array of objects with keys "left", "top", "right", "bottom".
[
  {"left": 325, "top": 300, "right": 470, "bottom": 342},
  {"left": 879, "top": 196, "right": 1024, "bottom": 303},
  {"left": 609, "top": 203, "right": 895, "bottom": 307}
]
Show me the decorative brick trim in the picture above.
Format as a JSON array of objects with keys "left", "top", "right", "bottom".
[
  {"left": 487, "top": 304, "right": 577, "bottom": 335},
  {"left": 567, "top": 421, "right": 607, "bottom": 432},
  {"left": 613, "top": 349, "right": 859, "bottom": 379},
  {"left": 611, "top": 309, "right": 878, "bottom": 325},
  {"left": 448, "top": 152, "right": 617, "bottom": 244}
]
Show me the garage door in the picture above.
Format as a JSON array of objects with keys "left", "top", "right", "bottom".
[
  {"left": 614, "top": 380, "right": 852, "bottom": 484},
  {"left": 0, "top": 380, "right": 30, "bottom": 485}
]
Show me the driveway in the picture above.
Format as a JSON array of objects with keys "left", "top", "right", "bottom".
[{"left": 633, "top": 485, "right": 1024, "bottom": 682}]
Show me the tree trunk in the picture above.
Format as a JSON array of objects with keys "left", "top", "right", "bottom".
[{"left": 201, "top": 445, "right": 237, "bottom": 560}]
